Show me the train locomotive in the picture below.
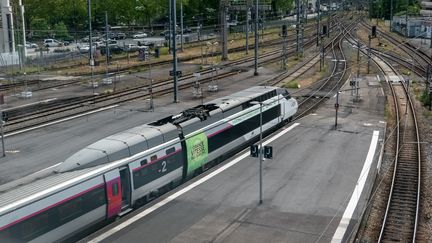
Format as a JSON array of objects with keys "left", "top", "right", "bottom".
[{"left": 0, "top": 86, "right": 298, "bottom": 242}]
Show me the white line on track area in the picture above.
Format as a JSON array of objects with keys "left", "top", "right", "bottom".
[
  {"left": 331, "top": 130, "right": 380, "bottom": 242},
  {"left": 6, "top": 105, "right": 119, "bottom": 137},
  {"left": 88, "top": 122, "right": 301, "bottom": 243}
]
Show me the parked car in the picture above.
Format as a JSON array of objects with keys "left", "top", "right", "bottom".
[
  {"left": 123, "top": 44, "right": 140, "bottom": 52},
  {"left": 159, "top": 30, "right": 170, "bottom": 36},
  {"left": 116, "top": 33, "right": 126, "bottom": 39},
  {"left": 77, "top": 44, "right": 90, "bottom": 53},
  {"left": 82, "top": 36, "right": 101, "bottom": 43},
  {"left": 104, "top": 39, "right": 118, "bottom": 46},
  {"left": 44, "top": 39, "right": 63, "bottom": 47},
  {"left": 25, "top": 42, "right": 38, "bottom": 48},
  {"left": 124, "top": 44, "right": 149, "bottom": 52},
  {"left": 183, "top": 27, "right": 192, "bottom": 34},
  {"left": 100, "top": 45, "right": 123, "bottom": 55},
  {"left": 102, "top": 32, "right": 117, "bottom": 40},
  {"left": 133, "top": 32, "right": 148, "bottom": 39}
]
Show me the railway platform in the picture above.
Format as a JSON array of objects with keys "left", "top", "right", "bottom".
[{"left": 83, "top": 75, "right": 387, "bottom": 243}]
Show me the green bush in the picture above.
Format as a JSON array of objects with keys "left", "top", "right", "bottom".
[
  {"left": 420, "top": 88, "right": 430, "bottom": 107},
  {"left": 285, "top": 81, "right": 299, "bottom": 89},
  {"left": 159, "top": 47, "right": 169, "bottom": 55}
]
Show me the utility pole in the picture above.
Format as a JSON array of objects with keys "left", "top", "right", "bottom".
[
  {"left": 87, "top": 0, "right": 95, "bottom": 94},
  {"left": 254, "top": 0, "right": 259, "bottom": 76},
  {"left": 327, "top": 4, "right": 330, "bottom": 38},
  {"left": 300, "top": 0, "right": 304, "bottom": 56},
  {"left": 220, "top": 2, "right": 228, "bottom": 61},
  {"left": 168, "top": 0, "right": 172, "bottom": 54},
  {"left": 105, "top": 11, "right": 109, "bottom": 80},
  {"left": 181, "top": 2, "right": 184, "bottom": 52},
  {"left": 320, "top": 34, "right": 324, "bottom": 71},
  {"left": 171, "top": 0, "right": 178, "bottom": 103},
  {"left": 296, "top": 0, "right": 300, "bottom": 54},
  {"left": 246, "top": 7, "right": 250, "bottom": 54},
  {"left": 316, "top": 0, "right": 320, "bottom": 46},
  {"left": 282, "top": 24, "right": 288, "bottom": 70},
  {"left": 390, "top": 0, "right": 393, "bottom": 32},
  {"left": 367, "top": 35, "right": 371, "bottom": 74},
  {"left": 430, "top": 32, "right": 432, "bottom": 110},
  {"left": 87, "top": 0, "right": 93, "bottom": 66},
  {"left": 19, "top": 0, "right": 26, "bottom": 61}
]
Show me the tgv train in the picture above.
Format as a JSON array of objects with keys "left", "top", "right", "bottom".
[{"left": 0, "top": 86, "right": 297, "bottom": 242}]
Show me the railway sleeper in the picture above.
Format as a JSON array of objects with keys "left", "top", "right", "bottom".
[{"left": 390, "top": 195, "right": 418, "bottom": 202}]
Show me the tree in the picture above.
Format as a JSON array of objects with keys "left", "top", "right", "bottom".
[
  {"left": 53, "top": 22, "right": 71, "bottom": 39},
  {"left": 30, "top": 18, "right": 50, "bottom": 38}
]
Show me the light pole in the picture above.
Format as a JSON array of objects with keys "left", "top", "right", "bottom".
[
  {"left": 0, "top": 108, "right": 5, "bottom": 157},
  {"left": 254, "top": 0, "right": 259, "bottom": 76},
  {"left": 251, "top": 100, "right": 263, "bottom": 205},
  {"left": 171, "top": 0, "right": 178, "bottom": 103}
]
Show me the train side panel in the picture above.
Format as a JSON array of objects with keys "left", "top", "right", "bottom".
[
  {"left": 128, "top": 141, "right": 184, "bottom": 204},
  {"left": 0, "top": 176, "right": 106, "bottom": 243}
]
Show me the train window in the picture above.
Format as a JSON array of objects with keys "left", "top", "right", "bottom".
[
  {"left": 58, "top": 197, "right": 83, "bottom": 222},
  {"left": 151, "top": 155, "right": 157, "bottom": 162},
  {"left": 140, "top": 159, "right": 147, "bottom": 166},
  {"left": 112, "top": 183, "right": 119, "bottom": 196},
  {"left": 283, "top": 90, "right": 291, "bottom": 99},
  {"left": 16, "top": 210, "right": 51, "bottom": 240},
  {"left": 166, "top": 147, "right": 175, "bottom": 155}
]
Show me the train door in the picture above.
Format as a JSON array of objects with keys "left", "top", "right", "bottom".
[
  {"left": 104, "top": 170, "right": 122, "bottom": 219},
  {"left": 119, "top": 167, "right": 131, "bottom": 210}
]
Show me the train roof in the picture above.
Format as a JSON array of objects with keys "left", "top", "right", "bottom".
[
  {"left": 206, "top": 86, "right": 279, "bottom": 111},
  {"left": 56, "top": 123, "right": 178, "bottom": 172}
]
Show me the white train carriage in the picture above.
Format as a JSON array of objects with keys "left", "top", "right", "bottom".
[{"left": 0, "top": 86, "right": 298, "bottom": 242}]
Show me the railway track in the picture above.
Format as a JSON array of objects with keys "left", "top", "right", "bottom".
[
  {"left": 346, "top": 26, "right": 422, "bottom": 242},
  {"left": 361, "top": 22, "right": 430, "bottom": 76},
  {"left": 374, "top": 57, "right": 421, "bottom": 243},
  {"left": 295, "top": 26, "right": 348, "bottom": 119}
]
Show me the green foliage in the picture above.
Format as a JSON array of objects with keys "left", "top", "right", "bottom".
[
  {"left": 285, "top": 81, "right": 299, "bottom": 89},
  {"left": 372, "top": 0, "right": 420, "bottom": 19},
  {"left": 159, "top": 47, "right": 169, "bottom": 55},
  {"left": 30, "top": 18, "right": 50, "bottom": 37},
  {"left": 420, "top": 88, "right": 431, "bottom": 107},
  {"left": 53, "top": 22, "right": 70, "bottom": 39}
]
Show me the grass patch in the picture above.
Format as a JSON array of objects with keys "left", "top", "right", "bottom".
[
  {"left": 159, "top": 47, "right": 169, "bottom": 55},
  {"left": 284, "top": 81, "right": 300, "bottom": 89}
]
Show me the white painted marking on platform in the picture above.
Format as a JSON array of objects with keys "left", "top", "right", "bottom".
[
  {"left": 5, "top": 105, "right": 119, "bottom": 137},
  {"left": 331, "top": 130, "right": 380, "bottom": 243},
  {"left": 88, "top": 123, "right": 301, "bottom": 242}
]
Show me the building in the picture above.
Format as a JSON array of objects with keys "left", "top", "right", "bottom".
[{"left": 0, "top": 0, "right": 15, "bottom": 53}]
